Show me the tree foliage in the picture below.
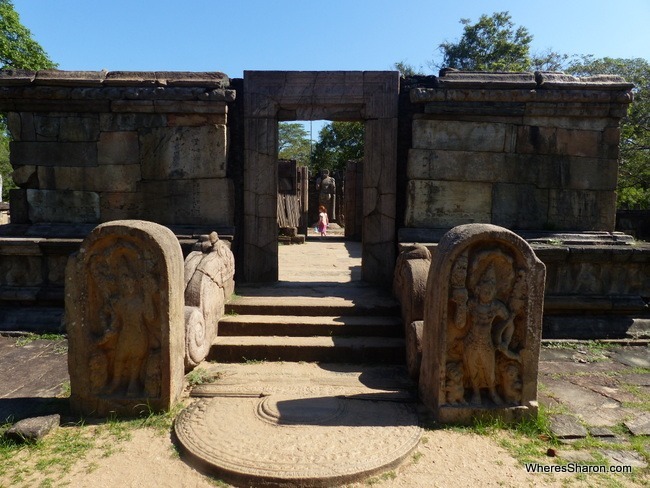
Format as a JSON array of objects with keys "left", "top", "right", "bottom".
[
  {"left": 0, "top": 0, "right": 56, "bottom": 70},
  {"left": 278, "top": 122, "right": 312, "bottom": 168},
  {"left": 310, "top": 122, "right": 364, "bottom": 173},
  {"left": 0, "top": 0, "right": 56, "bottom": 200},
  {"left": 438, "top": 12, "right": 532, "bottom": 72},
  {"left": 567, "top": 56, "right": 650, "bottom": 209}
]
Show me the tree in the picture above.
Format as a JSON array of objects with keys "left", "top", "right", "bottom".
[
  {"left": 437, "top": 11, "right": 532, "bottom": 72},
  {"left": 566, "top": 56, "right": 650, "bottom": 209},
  {"left": 278, "top": 122, "right": 312, "bottom": 167},
  {"left": 0, "top": 0, "right": 56, "bottom": 200},
  {"left": 311, "top": 122, "right": 364, "bottom": 173},
  {"left": 0, "top": 0, "right": 56, "bottom": 70}
]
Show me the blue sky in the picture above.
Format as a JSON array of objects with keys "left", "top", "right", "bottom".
[{"left": 14, "top": 0, "right": 650, "bottom": 78}]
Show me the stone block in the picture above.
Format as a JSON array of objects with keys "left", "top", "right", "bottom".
[
  {"left": 37, "top": 164, "right": 141, "bottom": 192},
  {"left": 8, "top": 189, "right": 28, "bottom": 223},
  {"left": 33, "top": 114, "right": 100, "bottom": 142},
  {"left": 66, "top": 220, "right": 185, "bottom": 417},
  {"left": 99, "top": 113, "right": 166, "bottom": 131},
  {"left": 407, "top": 149, "right": 509, "bottom": 182},
  {"left": 98, "top": 131, "right": 139, "bottom": 165},
  {"left": 555, "top": 128, "right": 601, "bottom": 158},
  {"left": 11, "top": 165, "right": 38, "bottom": 188},
  {"left": 517, "top": 126, "right": 603, "bottom": 158},
  {"left": 140, "top": 125, "right": 227, "bottom": 180},
  {"left": 404, "top": 180, "right": 492, "bottom": 228},
  {"left": 413, "top": 119, "right": 507, "bottom": 152},
  {"left": 99, "top": 192, "right": 144, "bottom": 221},
  {"left": 419, "top": 224, "right": 546, "bottom": 424},
  {"left": 141, "top": 178, "right": 234, "bottom": 227},
  {"left": 567, "top": 158, "right": 617, "bottom": 191},
  {"left": 547, "top": 190, "right": 616, "bottom": 231},
  {"left": 492, "top": 183, "right": 549, "bottom": 229},
  {"left": 27, "top": 189, "right": 99, "bottom": 223},
  {"left": 10, "top": 141, "right": 98, "bottom": 167}
]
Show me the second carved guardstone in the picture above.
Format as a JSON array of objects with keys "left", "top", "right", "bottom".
[{"left": 419, "top": 224, "right": 545, "bottom": 424}]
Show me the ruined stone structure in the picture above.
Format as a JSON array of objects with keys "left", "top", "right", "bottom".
[
  {"left": 419, "top": 224, "right": 546, "bottom": 424},
  {"left": 0, "top": 69, "right": 647, "bottom": 338},
  {"left": 66, "top": 220, "right": 185, "bottom": 417}
]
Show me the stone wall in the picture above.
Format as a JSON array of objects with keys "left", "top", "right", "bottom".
[
  {"left": 400, "top": 71, "right": 633, "bottom": 236},
  {"left": 0, "top": 70, "right": 236, "bottom": 230}
]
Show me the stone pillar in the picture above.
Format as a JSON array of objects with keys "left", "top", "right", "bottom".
[
  {"left": 419, "top": 224, "right": 546, "bottom": 424},
  {"left": 66, "top": 220, "right": 185, "bottom": 417}
]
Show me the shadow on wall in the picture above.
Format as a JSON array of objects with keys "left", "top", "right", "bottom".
[{"left": 616, "top": 210, "right": 650, "bottom": 241}]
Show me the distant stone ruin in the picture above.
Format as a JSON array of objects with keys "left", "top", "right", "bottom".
[
  {"left": 0, "top": 68, "right": 646, "bottom": 340},
  {"left": 419, "top": 224, "right": 546, "bottom": 424}
]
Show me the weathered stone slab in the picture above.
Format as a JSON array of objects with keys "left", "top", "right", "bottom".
[
  {"left": 140, "top": 125, "right": 227, "bottom": 179},
  {"left": 625, "top": 413, "right": 650, "bottom": 436},
  {"left": 412, "top": 120, "right": 508, "bottom": 152},
  {"left": 492, "top": 183, "right": 549, "bottom": 229},
  {"left": 10, "top": 141, "right": 98, "bottom": 167},
  {"left": 27, "top": 189, "right": 99, "bottom": 223},
  {"left": 140, "top": 178, "right": 234, "bottom": 227},
  {"left": 97, "top": 131, "right": 139, "bottom": 165},
  {"left": 37, "top": 164, "right": 141, "bottom": 192},
  {"left": 65, "top": 220, "right": 185, "bottom": 417},
  {"left": 597, "top": 449, "right": 648, "bottom": 468},
  {"left": 407, "top": 149, "right": 501, "bottom": 182},
  {"left": 549, "top": 414, "right": 588, "bottom": 439},
  {"left": 405, "top": 180, "right": 492, "bottom": 228},
  {"left": 419, "top": 224, "right": 546, "bottom": 424},
  {"left": 98, "top": 192, "right": 143, "bottom": 221},
  {"left": 5, "top": 414, "right": 60, "bottom": 443},
  {"left": 614, "top": 350, "right": 650, "bottom": 369},
  {"left": 547, "top": 189, "right": 616, "bottom": 231}
]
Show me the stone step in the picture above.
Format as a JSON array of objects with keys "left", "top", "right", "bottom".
[
  {"left": 208, "top": 336, "right": 406, "bottom": 363},
  {"left": 218, "top": 314, "right": 403, "bottom": 337},
  {"left": 225, "top": 295, "right": 400, "bottom": 317}
]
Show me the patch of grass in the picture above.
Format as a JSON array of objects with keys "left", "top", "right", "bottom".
[
  {"left": 58, "top": 381, "right": 71, "bottom": 398},
  {"left": 411, "top": 450, "right": 423, "bottom": 463},
  {"left": 242, "top": 357, "right": 265, "bottom": 365},
  {"left": 186, "top": 368, "right": 222, "bottom": 387},
  {"left": 366, "top": 470, "right": 397, "bottom": 485},
  {"left": 0, "top": 404, "right": 189, "bottom": 485},
  {"left": 14, "top": 333, "right": 66, "bottom": 347}
]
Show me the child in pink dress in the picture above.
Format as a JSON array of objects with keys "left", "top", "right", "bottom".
[{"left": 317, "top": 205, "right": 329, "bottom": 236}]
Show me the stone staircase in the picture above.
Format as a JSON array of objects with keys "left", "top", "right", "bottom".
[{"left": 209, "top": 283, "right": 405, "bottom": 363}]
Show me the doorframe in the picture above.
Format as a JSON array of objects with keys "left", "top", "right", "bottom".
[{"left": 242, "top": 71, "right": 399, "bottom": 285}]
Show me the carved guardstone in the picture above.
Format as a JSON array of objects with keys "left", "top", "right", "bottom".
[
  {"left": 419, "top": 224, "right": 545, "bottom": 424},
  {"left": 184, "top": 232, "right": 235, "bottom": 370},
  {"left": 66, "top": 220, "right": 185, "bottom": 417}
]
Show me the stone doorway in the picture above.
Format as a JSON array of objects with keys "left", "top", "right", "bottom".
[{"left": 243, "top": 71, "right": 399, "bottom": 286}]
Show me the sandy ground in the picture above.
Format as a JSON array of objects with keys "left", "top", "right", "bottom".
[{"left": 1, "top": 425, "right": 581, "bottom": 488}]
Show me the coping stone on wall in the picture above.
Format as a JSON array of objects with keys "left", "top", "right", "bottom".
[{"left": 535, "top": 72, "right": 634, "bottom": 90}]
